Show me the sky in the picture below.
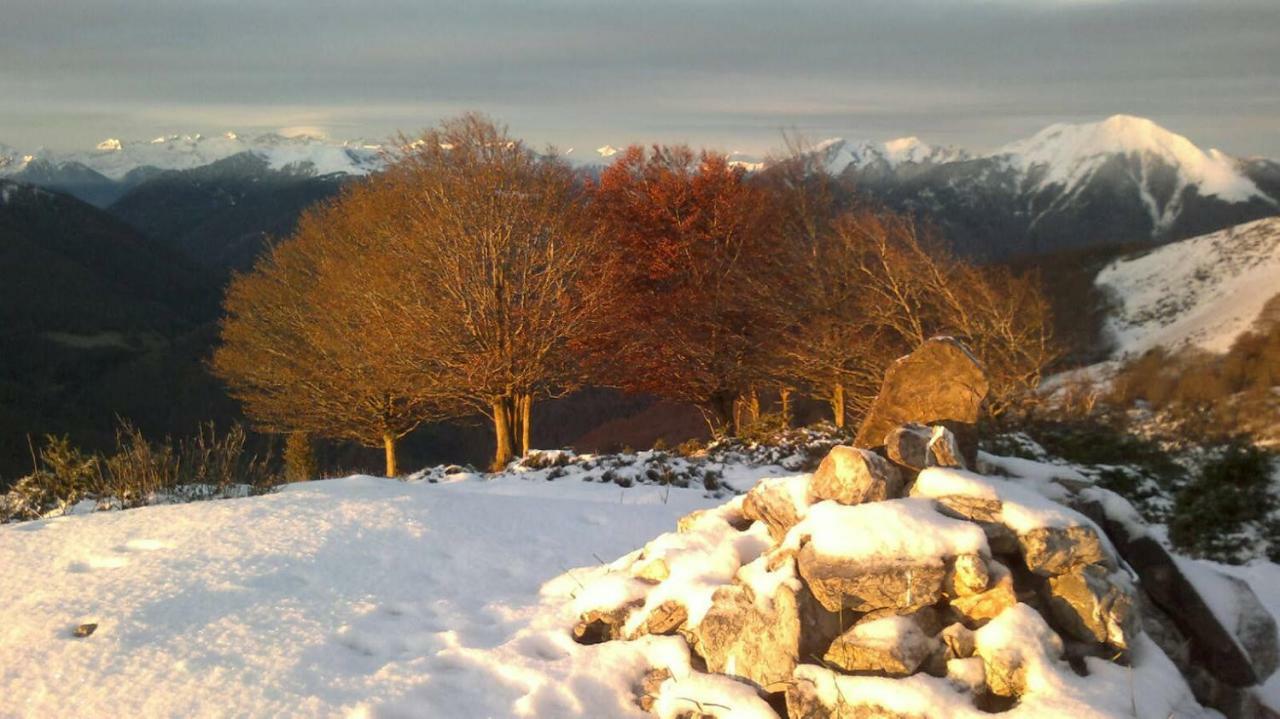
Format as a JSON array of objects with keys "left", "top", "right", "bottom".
[{"left": 1, "top": 0, "right": 1277, "bottom": 157}]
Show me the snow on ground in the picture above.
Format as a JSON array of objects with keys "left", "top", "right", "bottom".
[
  {"left": 2, "top": 447, "right": 1276, "bottom": 717},
  {"left": 0, "top": 473, "right": 737, "bottom": 718},
  {"left": 1095, "top": 216, "right": 1280, "bottom": 357}
]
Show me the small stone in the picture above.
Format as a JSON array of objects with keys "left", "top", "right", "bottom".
[
  {"left": 572, "top": 602, "right": 638, "bottom": 645},
  {"left": 742, "top": 479, "right": 804, "bottom": 541},
  {"left": 644, "top": 600, "right": 688, "bottom": 636},
  {"left": 73, "top": 623, "right": 97, "bottom": 638},
  {"left": 809, "top": 446, "right": 904, "bottom": 506},
  {"left": 824, "top": 613, "right": 941, "bottom": 676},
  {"left": 676, "top": 510, "right": 707, "bottom": 533},
  {"left": 940, "top": 623, "right": 976, "bottom": 659},
  {"left": 636, "top": 668, "right": 671, "bottom": 712},
  {"left": 926, "top": 426, "right": 965, "bottom": 469},
  {"left": 946, "top": 656, "right": 987, "bottom": 696},
  {"left": 633, "top": 557, "right": 670, "bottom": 583},
  {"left": 946, "top": 554, "right": 990, "bottom": 597},
  {"left": 950, "top": 563, "right": 1017, "bottom": 627},
  {"left": 884, "top": 424, "right": 933, "bottom": 470}
]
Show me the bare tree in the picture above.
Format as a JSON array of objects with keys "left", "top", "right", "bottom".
[{"left": 373, "top": 114, "right": 603, "bottom": 468}]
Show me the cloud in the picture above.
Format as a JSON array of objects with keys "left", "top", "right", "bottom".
[{"left": 1, "top": 0, "right": 1277, "bottom": 155}]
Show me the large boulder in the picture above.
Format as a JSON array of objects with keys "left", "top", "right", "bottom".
[
  {"left": 1126, "top": 535, "right": 1279, "bottom": 687},
  {"left": 809, "top": 446, "right": 903, "bottom": 506},
  {"left": 854, "top": 337, "right": 989, "bottom": 459}
]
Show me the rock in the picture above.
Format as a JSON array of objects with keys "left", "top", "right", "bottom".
[
  {"left": 950, "top": 562, "right": 1017, "bottom": 627},
  {"left": 809, "top": 446, "right": 903, "bottom": 506},
  {"left": 1045, "top": 564, "right": 1137, "bottom": 653},
  {"left": 787, "top": 666, "right": 929, "bottom": 719},
  {"left": 940, "top": 623, "right": 976, "bottom": 659},
  {"left": 946, "top": 657, "right": 987, "bottom": 696},
  {"left": 72, "top": 623, "right": 97, "bottom": 638},
  {"left": 929, "top": 495, "right": 1019, "bottom": 555},
  {"left": 926, "top": 426, "right": 966, "bottom": 469},
  {"left": 853, "top": 337, "right": 989, "bottom": 454},
  {"left": 692, "top": 583, "right": 802, "bottom": 693},
  {"left": 823, "top": 614, "right": 941, "bottom": 676},
  {"left": 643, "top": 600, "right": 688, "bottom": 636},
  {"left": 636, "top": 667, "right": 671, "bottom": 712},
  {"left": 742, "top": 479, "right": 804, "bottom": 542},
  {"left": 797, "top": 542, "right": 946, "bottom": 614},
  {"left": 884, "top": 424, "right": 933, "bottom": 470},
  {"left": 1126, "top": 535, "right": 1279, "bottom": 687},
  {"left": 573, "top": 602, "right": 638, "bottom": 644},
  {"left": 633, "top": 557, "right": 670, "bottom": 583},
  {"left": 930, "top": 494, "right": 1001, "bottom": 524},
  {"left": 1017, "top": 524, "right": 1110, "bottom": 576},
  {"left": 677, "top": 509, "right": 708, "bottom": 533},
  {"left": 946, "top": 554, "right": 990, "bottom": 597}
]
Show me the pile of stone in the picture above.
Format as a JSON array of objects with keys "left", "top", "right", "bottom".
[{"left": 567, "top": 338, "right": 1277, "bottom": 719}]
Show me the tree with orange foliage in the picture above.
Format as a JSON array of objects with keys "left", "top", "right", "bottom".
[
  {"left": 587, "top": 145, "right": 784, "bottom": 436},
  {"left": 211, "top": 179, "right": 449, "bottom": 477}
]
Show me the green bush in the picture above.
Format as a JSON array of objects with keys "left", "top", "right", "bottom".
[{"left": 1169, "top": 442, "right": 1277, "bottom": 563}]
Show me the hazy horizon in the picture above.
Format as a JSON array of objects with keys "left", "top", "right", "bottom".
[{"left": 2, "top": 0, "right": 1278, "bottom": 157}]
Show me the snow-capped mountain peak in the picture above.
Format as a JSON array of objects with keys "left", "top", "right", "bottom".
[
  {"left": 995, "top": 114, "right": 1263, "bottom": 205},
  {"left": 810, "top": 136, "right": 968, "bottom": 175},
  {"left": 95, "top": 138, "right": 123, "bottom": 152},
  {"left": 595, "top": 144, "right": 619, "bottom": 158}
]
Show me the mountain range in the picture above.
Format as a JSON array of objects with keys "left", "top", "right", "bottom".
[{"left": 3, "top": 115, "right": 1276, "bottom": 262}]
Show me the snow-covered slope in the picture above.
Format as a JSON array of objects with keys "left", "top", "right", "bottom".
[
  {"left": 0, "top": 474, "right": 726, "bottom": 717},
  {"left": 1096, "top": 216, "right": 1280, "bottom": 356}
]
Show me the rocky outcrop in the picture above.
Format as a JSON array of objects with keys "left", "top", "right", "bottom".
[{"left": 567, "top": 348, "right": 1255, "bottom": 719}]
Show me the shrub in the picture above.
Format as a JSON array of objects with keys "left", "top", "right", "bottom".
[
  {"left": 1, "top": 422, "right": 280, "bottom": 523},
  {"left": 1168, "top": 442, "right": 1277, "bottom": 563}
]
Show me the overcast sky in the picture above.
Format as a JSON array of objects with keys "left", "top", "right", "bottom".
[{"left": 2, "top": 0, "right": 1277, "bottom": 156}]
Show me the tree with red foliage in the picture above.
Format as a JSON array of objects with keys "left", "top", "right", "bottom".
[{"left": 586, "top": 145, "right": 784, "bottom": 436}]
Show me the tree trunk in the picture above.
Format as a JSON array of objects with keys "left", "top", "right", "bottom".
[
  {"left": 703, "top": 391, "right": 739, "bottom": 439},
  {"left": 492, "top": 397, "right": 516, "bottom": 470},
  {"left": 779, "top": 386, "right": 793, "bottom": 428},
  {"left": 831, "top": 383, "right": 846, "bottom": 429},
  {"left": 383, "top": 433, "right": 398, "bottom": 478},
  {"left": 519, "top": 394, "right": 532, "bottom": 457}
]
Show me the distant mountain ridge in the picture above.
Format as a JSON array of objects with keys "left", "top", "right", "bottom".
[{"left": 3, "top": 115, "right": 1277, "bottom": 257}]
